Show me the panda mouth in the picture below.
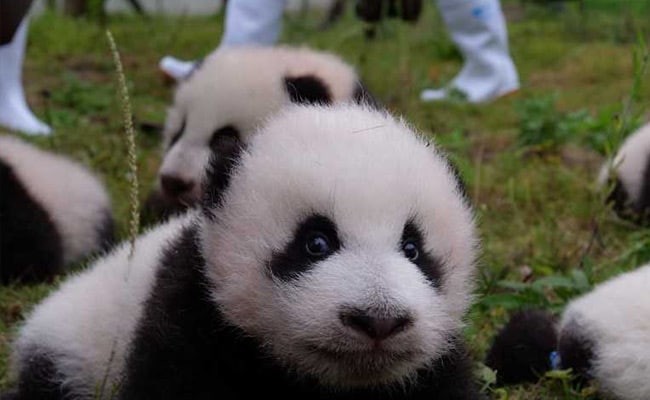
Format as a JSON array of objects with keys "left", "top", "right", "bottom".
[{"left": 309, "top": 345, "right": 415, "bottom": 364}]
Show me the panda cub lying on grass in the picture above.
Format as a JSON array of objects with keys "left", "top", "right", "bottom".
[
  {"left": 599, "top": 122, "right": 650, "bottom": 224},
  {"left": 0, "top": 135, "right": 113, "bottom": 284},
  {"left": 145, "top": 45, "right": 376, "bottom": 222},
  {"left": 10, "top": 105, "right": 481, "bottom": 399},
  {"left": 486, "top": 263, "right": 650, "bottom": 400}
]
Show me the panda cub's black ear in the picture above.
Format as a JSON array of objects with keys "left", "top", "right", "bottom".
[
  {"left": 353, "top": 81, "right": 381, "bottom": 109},
  {"left": 284, "top": 75, "right": 333, "bottom": 105},
  {"left": 485, "top": 310, "right": 558, "bottom": 386},
  {"left": 201, "top": 133, "right": 246, "bottom": 219}
]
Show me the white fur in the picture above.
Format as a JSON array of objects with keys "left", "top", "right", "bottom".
[
  {"left": 159, "top": 45, "right": 361, "bottom": 201},
  {"left": 598, "top": 122, "right": 650, "bottom": 206},
  {"left": 12, "top": 211, "right": 197, "bottom": 398},
  {"left": 560, "top": 263, "right": 650, "bottom": 400},
  {"left": 201, "top": 104, "right": 478, "bottom": 387},
  {"left": 0, "top": 135, "right": 112, "bottom": 264},
  {"left": 13, "top": 105, "right": 477, "bottom": 393}
]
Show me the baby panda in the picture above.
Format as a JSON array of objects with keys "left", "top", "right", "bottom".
[
  {"left": 486, "top": 263, "right": 650, "bottom": 400},
  {"left": 0, "top": 135, "right": 114, "bottom": 284},
  {"left": 144, "top": 45, "right": 376, "bottom": 222},
  {"left": 599, "top": 122, "right": 650, "bottom": 223},
  {"left": 10, "top": 104, "right": 481, "bottom": 400}
]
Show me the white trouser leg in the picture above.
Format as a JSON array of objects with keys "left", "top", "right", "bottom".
[
  {"left": 220, "top": 0, "right": 287, "bottom": 47},
  {"left": 421, "top": 0, "right": 519, "bottom": 103},
  {"left": 0, "top": 20, "right": 51, "bottom": 135},
  {"left": 160, "top": 0, "right": 287, "bottom": 81}
]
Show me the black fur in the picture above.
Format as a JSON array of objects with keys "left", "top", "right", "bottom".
[
  {"left": 485, "top": 310, "right": 558, "bottom": 385},
  {"left": 558, "top": 320, "right": 595, "bottom": 381},
  {"left": 0, "top": 159, "right": 64, "bottom": 284},
  {"left": 606, "top": 156, "right": 650, "bottom": 224},
  {"left": 119, "top": 225, "right": 482, "bottom": 399},
  {"left": 268, "top": 214, "right": 341, "bottom": 282},
  {"left": 636, "top": 155, "right": 650, "bottom": 221},
  {"left": 201, "top": 131, "right": 245, "bottom": 220},
  {"left": 140, "top": 189, "right": 190, "bottom": 227},
  {"left": 284, "top": 75, "right": 333, "bottom": 105},
  {"left": 607, "top": 177, "right": 650, "bottom": 224},
  {"left": 168, "top": 117, "right": 186, "bottom": 149},
  {"left": 97, "top": 211, "right": 116, "bottom": 253},
  {"left": 401, "top": 221, "right": 444, "bottom": 288},
  {"left": 209, "top": 125, "right": 240, "bottom": 154},
  {"left": 354, "top": 82, "right": 381, "bottom": 109},
  {"left": 13, "top": 349, "right": 71, "bottom": 400}
]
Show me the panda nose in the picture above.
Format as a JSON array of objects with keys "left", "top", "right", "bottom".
[
  {"left": 339, "top": 309, "right": 413, "bottom": 340},
  {"left": 160, "top": 175, "right": 195, "bottom": 198}
]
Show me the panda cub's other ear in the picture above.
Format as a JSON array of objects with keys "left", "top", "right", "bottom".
[
  {"left": 353, "top": 81, "right": 381, "bottom": 109},
  {"left": 284, "top": 75, "right": 333, "bottom": 105},
  {"left": 201, "top": 133, "right": 246, "bottom": 219}
]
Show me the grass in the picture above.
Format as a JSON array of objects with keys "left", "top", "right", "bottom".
[{"left": 2, "top": 1, "right": 650, "bottom": 398}]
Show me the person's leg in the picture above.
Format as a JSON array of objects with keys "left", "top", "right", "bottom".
[
  {"left": 159, "top": 0, "right": 287, "bottom": 82},
  {"left": 421, "top": 0, "right": 519, "bottom": 104},
  {"left": 219, "top": 0, "right": 287, "bottom": 47},
  {"left": 0, "top": 19, "right": 52, "bottom": 135}
]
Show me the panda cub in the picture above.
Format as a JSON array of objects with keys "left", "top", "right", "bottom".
[
  {"left": 0, "top": 135, "right": 114, "bottom": 284},
  {"left": 599, "top": 122, "right": 650, "bottom": 223},
  {"left": 11, "top": 105, "right": 480, "bottom": 399},
  {"left": 145, "top": 45, "right": 376, "bottom": 221},
  {"left": 486, "top": 263, "right": 650, "bottom": 400}
]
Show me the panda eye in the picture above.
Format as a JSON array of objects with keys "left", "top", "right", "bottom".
[
  {"left": 210, "top": 125, "right": 240, "bottom": 152},
  {"left": 402, "top": 240, "right": 420, "bottom": 262},
  {"left": 168, "top": 117, "right": 186, "bottom": 149},
  {"left": 305, "top": 232, "right": 332, "bottom": 257}
]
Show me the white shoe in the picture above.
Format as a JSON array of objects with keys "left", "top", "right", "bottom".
[
  {"left": 159, "top": 56, "right": 198, "bottom": 82},
  {"left": 422, "top": 0, "right": 520, "bottom": 104},
  {"left": 0, "top": 20, "right": 52, "bottom": 135}
]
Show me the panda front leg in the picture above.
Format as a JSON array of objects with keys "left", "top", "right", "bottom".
[{"left": 10, "top": 350, "right": 71, "bottom": 400}]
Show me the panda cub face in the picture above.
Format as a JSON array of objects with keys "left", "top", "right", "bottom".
[
  {"left": 158, "top": 46, "right": 363, "bottom": 207},
  {"left": 200, "top": 105, "right": 477, "bottom": 387}
]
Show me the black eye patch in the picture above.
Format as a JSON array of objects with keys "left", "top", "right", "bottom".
[
  {"left": 168, "top": 117, "right": 186, "bottom": 150},
  {"left": 209, "top": 125, "right": 240, "bottom": 154},
  {"left": 401, "top": 220, "right": 443, "bottom": 288},
  {"left": 268, "top": 214, "right": 341, "bottom": 282}
]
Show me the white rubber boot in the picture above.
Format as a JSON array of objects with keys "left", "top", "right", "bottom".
[
  {"left": 219, "top": 0, "right": 287, "bottom": 46},
  {"left": 0, "top": 20, "right": 51, "bottom": 135},
  {"left": 159, "top": 56, "right": 198, "bottom": 81},
  {"left": 421, "top": 0, "right": 519, "bottom": 104},
  {"left": 159, "top": 0, "right": 287, "bottom": 82}
]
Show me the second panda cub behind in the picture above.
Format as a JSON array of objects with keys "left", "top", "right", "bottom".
[
  {"left": 12, "top": 105, "right": 480, "bottom": 399},
  {"left": 145, "top": 45, "right": 376, "bottom": 221}
]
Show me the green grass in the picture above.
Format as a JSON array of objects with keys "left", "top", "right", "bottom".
[{"left": 2, "top": 1, "right": 650, "bottom": 398}]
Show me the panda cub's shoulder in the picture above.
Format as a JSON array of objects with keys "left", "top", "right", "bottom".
[
  {"left": 0, "top": 135, "right": 114, "bottom": 283},
  {"left": 11, "top": 211, "right": 197, "bottom": 399}
]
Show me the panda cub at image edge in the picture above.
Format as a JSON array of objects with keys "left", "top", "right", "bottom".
[
  {"left": 486, "top": 263, "right": 650, "bottom": 400},
  {"left": 0, "top": 135, "right": 114, "bottom": 284},
  {"left": 598, "top": 122, "right": 650, "bottom": 223},
  {"left": 10, "top": 104, "right": 482, "bottom": 399},
  {"left": 144, "top": 45, "right": 377, "bottom": 222}
]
